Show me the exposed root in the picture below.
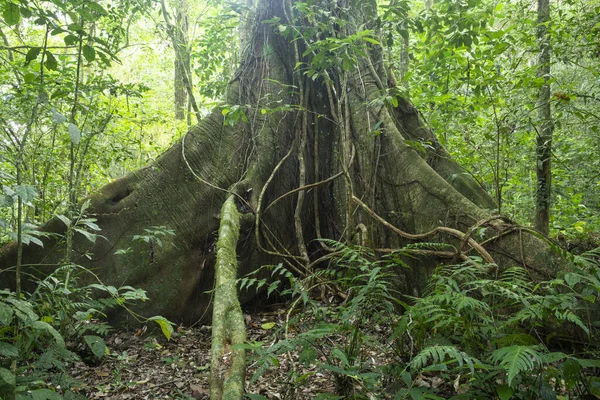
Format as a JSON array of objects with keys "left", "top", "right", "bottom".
[{"left": 352, "top": 195, "right": 495, "bottom": 264}]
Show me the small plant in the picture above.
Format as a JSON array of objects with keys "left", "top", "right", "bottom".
[{"left": 0, "top": 223, "right": 176, "bottom": 398}]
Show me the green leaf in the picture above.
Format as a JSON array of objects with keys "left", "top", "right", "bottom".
[
  {"left": 1, "top": 193, "right": 14, "bottom": 207},
  {"left": 82, "top": 44, "right": 95, "bottom": 62},
  {"left": 68, "top": 23, "right": 83, "bottom": 32},
  {"left": 261, "top": 322, "right": 276, "bottom": 330},
  {"left": 490, "top": 345, "right": 542, "bottom": 386},
  {"left": 0, "top": 342, "right": 18, "bottom": 358},
  {"left": 563, "top": 358, "right": 581, "bottom": 391},
  {"left": 56, "top": 214, "right": 70, "bottom": 228},
  {"left": 31, "top": 388, "right": 62, "bottom": 400},
  {"left": 3, "top": 3, "right": 21, "bottom": 26},
  {"left": 86, "top": 1, "right": 107, "bottom": 15},
  {"left": 299, "top": 347, "right": 317, "bottom": 365},
  {"left": 31, "top": 320, "right": 65, "bottom": 347},
  {"left": 44, "top": 51, "right": 58, "bottom": 70},
  {"left": 564, "top": 273, "right": 582, "bottom": 288},
  {"left": 68, "top": 123, "right": 81, "bottom": 144},
  {"left": 14, "top": 185, "right": 37, "bottom": 203},
  {"left": 497, "top": 384, "right": 514, "bottom": 400},
  {"left": 23, "top": 73, "right": 36, "bottom": 84},
  {"left": 25, "top": 47, "right": 41, "bottom": 64},
  {"left": 0, "top": 367, "right": 15, "bottom": 386},
  {"left": 362, "top": 37, "right": 380, "bottom": 45},
  {"left": 0, "top": 302, "right": 14, "bottom": 325},
  {"left": 6, "top": 298, "right": 38, "bottom": 322},
  {"left": 64, "top": 34, "right": 79, "bottom": 46},
  {"left": 51, "top": 108, "right": 67, "bottom": 124},
  {"left": 149, "top": 316, "right": 174, "bottom": 340},
  {"left": 20, "top": 6, "right": 31, "bottom": 18},
  {"left": 575, "top": 358, "right": 600, "bottom": 368},
  {"left": 84, "top": 335, "right": 107, "bottom": 358},
  {"left": 73, "top": 228, "right": 96, "bottom": 243}
]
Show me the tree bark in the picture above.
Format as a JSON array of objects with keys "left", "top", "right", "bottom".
[
  {"left": 0, "top": 0, "right": 565, "bottom": 324},
  {"left": 209, "top": 195, "right": 246, "bottom": 400},
  {"left": 173, "top": 0, "right": 189, "bottom": 121},
  {"left": 535, "top": 0, "right": 553, "bottom": 235}
]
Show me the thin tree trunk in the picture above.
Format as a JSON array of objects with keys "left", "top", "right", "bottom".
[
  {"left": 173, "top": 0, "right": 189, "bottom": 121},
  {"left": 160, "top": 0, "right": 201, "bottom": 123},
  {"left": 209, "top": 195, "right": 246, "bottom": 400},
  {"left": 535, "top": 0, "right": 552, "bottom": 235}
]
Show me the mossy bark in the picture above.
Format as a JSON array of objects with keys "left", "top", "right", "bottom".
[
  {"left": 209, "top": 195, "right": 246, "bottom": 400},
  {"left": 0, "top": 0, "right": 566, "bottom": 323}
]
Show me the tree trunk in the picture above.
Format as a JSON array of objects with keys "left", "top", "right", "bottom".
[
  {"left": 0, "top": 0, "right": 564, "bottom": 324},
  {"left": 173, "top": 0, "right": 189, "bottom": 121},
  {"left": 209, "top": 195, "right": 246, "bottom": 400},
  {"left": 535, "top": 0, "right": 553, "bottom": 235}
]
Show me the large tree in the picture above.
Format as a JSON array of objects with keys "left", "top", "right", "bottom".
[{"left": 0, "top": 0, "right": 563, "bottom": 324}]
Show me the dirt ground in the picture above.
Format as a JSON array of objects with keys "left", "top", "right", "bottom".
[{"left": 68, "top": 305, "right": 337, "bottom": 399}]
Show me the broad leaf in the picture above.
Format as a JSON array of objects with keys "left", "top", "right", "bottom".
[
  {"left": 44, "top": 51, "right": 58, "bottom": 70},
  {"left": 82, "top": 44, "right": 95, "bottom": 62},
  {"left": 31, "top": 388, "right": 62, "bottom": 400},
  {"left": 149, "top": 316, "right": 174, "bottom": 340},
  {"left": 0, "top": 367, "right": 15, "bottom": 386},
  {"left": 64, "top": 34, "right": 79, "bottom": 46},
  {"left": 0, "top": 342, "right": 18, "bottom": 358},
  {"left": 84, "top": 335, "right": 107, "bottom": 358},
  {"left": 51, "top": 108, "right": 67, "bottom": 124},
  {"left": 0, "top": 302, "right": 14, "bottom": 325},
  {"left": 31, "top": 320, "right": 65, "bottom": 347},
  {"left": 26, "top": 47, "right": 41, "bottom": 64},
  {"left": 3, "top": 2, "right": 20, "bottom": 25}
]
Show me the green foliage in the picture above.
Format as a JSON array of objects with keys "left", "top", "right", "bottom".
[
  {"left": 394, "top": 255, "right": 600, "bottom": 398},
  {"left": 242, "top": 242, "right": 404, "bottom": 398},
  {"left": 243, "top": 241, "right": 600, "bottom": 399},
  {"left": 384, "top": 0, "right": 600, "bottom": 237}
]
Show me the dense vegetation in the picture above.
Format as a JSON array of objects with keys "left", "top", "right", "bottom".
[{"left": 1, "top": 0, "right": 599, "bottom": 397}]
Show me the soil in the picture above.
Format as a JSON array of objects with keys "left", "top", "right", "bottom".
[{"left": 68, "top": 305, "right": 337, "bottom": 399}]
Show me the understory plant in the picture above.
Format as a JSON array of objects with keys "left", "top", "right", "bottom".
[
  {"left": 242, "top": 242, "right": 600, "bottom": 400},
  {"left": 0, "top": 223, "right": 175, "bottom": 399},
  {"left": 392, "top": 250, "right": 600, "bottom": 399}
]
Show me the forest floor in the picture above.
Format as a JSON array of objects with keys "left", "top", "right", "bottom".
[{"left": 68, "top": 303, "right": 339, "bottom": 400}]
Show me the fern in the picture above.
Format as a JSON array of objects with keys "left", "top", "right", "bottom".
[
  {"left": 554, "top": 310, "right": 590, "bottom": 335},
  {"left": 489, "top": 345, "right": 544, "bottom": 386},
  {"left": 410, "top": 345, "right": 476, "bottom": 375}
]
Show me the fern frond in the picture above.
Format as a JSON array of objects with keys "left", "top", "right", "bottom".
[
  {"left": 410, "top": 345, "right": 476, "bottom": 374},
  {"left": 489, "top": 345, "right": 544, "bottom": 386},
  {"left": 555, "top": 310, "right": 590, "bottom": 335},
  {"left": 499, "top": 267, "right": 533, "bottom": 293}
]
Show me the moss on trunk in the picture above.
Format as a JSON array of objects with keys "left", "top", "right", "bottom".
[{"left": 209, "top": 195, "right": 246, "bottom": 400}]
